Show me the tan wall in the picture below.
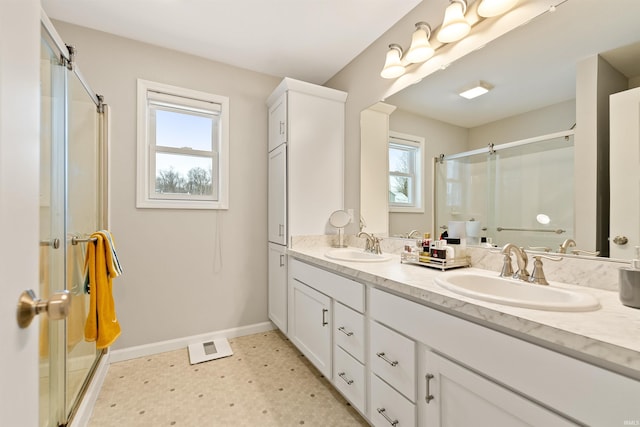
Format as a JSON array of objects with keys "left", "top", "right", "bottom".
[{"left": 53, "top": 21, "right": 281, "bottom": 350}]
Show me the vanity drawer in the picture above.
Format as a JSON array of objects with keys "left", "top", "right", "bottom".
[
  {"left": 333, "top": 346, "right": 365, "bottom": 414},
  {"left": 289, "top": 259, "right": 364, "bottom": 311},
  {"left": 370, "top": 373, "right": 416, "bottom": 427},
  {"left": 334, "top": 301, "right": 365, "bottom": 362},
  {"left": 370, "top": 320, "right": 416, "bottom": 402}
]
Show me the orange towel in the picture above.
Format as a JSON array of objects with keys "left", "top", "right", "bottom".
[{"left": 84, "top": 231, "right": 121, "bottom": 349}]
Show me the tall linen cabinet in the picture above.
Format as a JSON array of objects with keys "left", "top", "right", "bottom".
[{"left": 266, "top": 78, "right": 347, "bottom": 334}]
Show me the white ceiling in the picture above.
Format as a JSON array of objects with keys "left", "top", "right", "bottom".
[
  {"left": 385, "top": 0, "right": 640, "bottom": 128},
  {"left": 41, "top": 0, "right": 422, "bottom": 85}
]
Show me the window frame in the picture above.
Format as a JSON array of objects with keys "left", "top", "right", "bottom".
[
  {"left": 136, "top": 79, "right": 229, "bottom": 209},
  {"left": 388, "top": 131, "right": 425, "bottom": 213}
]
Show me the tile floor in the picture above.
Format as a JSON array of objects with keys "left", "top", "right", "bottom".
[{"left": 88, "top": 330, "right": 370, "bottom": 426}]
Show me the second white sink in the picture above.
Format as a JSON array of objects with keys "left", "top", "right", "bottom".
[
  {"left": 435, "top": 270, "right": 600, "bottom": 312},
  {"left": 325, "top": 248, "right": 393, "bottom": 263}
]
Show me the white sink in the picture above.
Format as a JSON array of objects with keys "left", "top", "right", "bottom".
[
  {"left": 435, "top": 271, "right": 600, "bottom": 312},
  {"left": 325, "top": 248, "right": 393, "bottom": 263}
]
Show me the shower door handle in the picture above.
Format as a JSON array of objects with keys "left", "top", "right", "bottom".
[{"left": 16, "top": 289, "right": 71, "bottom": 328}]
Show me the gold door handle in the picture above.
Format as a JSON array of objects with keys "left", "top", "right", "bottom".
[{"left": 16, "top": 289, "right": 71, "bottom": 328}]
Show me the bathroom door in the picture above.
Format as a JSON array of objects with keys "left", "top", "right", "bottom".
[
  {"left": 0, "top": 2, "right": 41, "bottom": 426},
  {"left": 610, "top": 86, "right": 640, "bottom": 260}
]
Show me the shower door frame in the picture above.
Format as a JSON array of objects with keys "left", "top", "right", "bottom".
[{"left": 40, "top": 11, "right": 109, "bottom": 427}]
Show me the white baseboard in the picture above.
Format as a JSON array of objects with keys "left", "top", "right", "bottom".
[
  {"left": 69, "top": 351, "right": 110, "bottom": 427},
  {"left": 109, "top": 321, "right": 275, "bottom": 363}
]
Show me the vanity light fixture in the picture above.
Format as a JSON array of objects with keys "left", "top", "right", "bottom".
[
  {"left": 437, "top": 0, "right": 471, "bottom": 43},
  {"left": 477, "top": 0, "right": 519, "bottom": 17},
  {"left": 458, "top": 80, "right": 493, "bottom": 99},
  {"left": 380, "top": 44, "right": 406, "bottom": 79},
  {"left": 406, "top": 22, "right": 435, "bottom": 63}
]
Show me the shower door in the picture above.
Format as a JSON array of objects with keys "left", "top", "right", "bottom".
[{"left": 40, "top": 25, "right": 105, "bottom": 427}]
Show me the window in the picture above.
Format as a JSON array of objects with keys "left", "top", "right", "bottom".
[
  {"left": 136, "top": 79, "right": 229, "bottom": 209},
  {"left": 388, "top": 131, "right": 424, "bottom": 212}
]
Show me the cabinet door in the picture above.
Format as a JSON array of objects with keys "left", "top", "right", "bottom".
[
  {"left": 422, "top": 351, "right": 576, "bottom": 427},
  {"left": 268, "top": 92, "right": 287, "bottom": 151},
  {"left": 268, "top": 244, "right": 287, "bottom": 333},
  {"left": 290, "top": 279, "right": 332, "bottom": 378},
  {"left": 268, "top": 144, "right": 287, "bottom": 245}
]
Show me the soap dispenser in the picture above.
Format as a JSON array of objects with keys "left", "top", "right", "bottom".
[{"left": 619, "top": 246, "right": 640, "bottom": 309}]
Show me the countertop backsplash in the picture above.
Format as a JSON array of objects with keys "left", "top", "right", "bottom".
[{"left": 290, "top": 234, "right": 627, "bottom": 292}]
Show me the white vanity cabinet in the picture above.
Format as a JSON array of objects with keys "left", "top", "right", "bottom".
[
  {"left": 422, "top": 350, "right": 574, "bottom": 427},
  {"left": 288, "top": 259, "right": 366, "bottom": 412},
  {"left": 370, "top": 287, "right": 640, "bottom": 427},
  {"left": 266, "top": 78, "right": 347, "bottom": 336},
  {"left": 290, "top": 278, "right": 332, "bottom": 377}
]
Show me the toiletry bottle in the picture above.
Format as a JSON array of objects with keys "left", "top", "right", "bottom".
[
  {"left": 619, "top": 246, "right": 640, "bottom": 309},
  {"left": 422, "top": 233, "right": 431, "bottom": 253}
]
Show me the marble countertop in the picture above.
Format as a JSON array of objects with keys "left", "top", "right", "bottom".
[{"left": 287, "top": 243, "right": 640, "bottom": 381}]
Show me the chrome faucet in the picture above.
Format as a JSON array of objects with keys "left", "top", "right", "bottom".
[
  {"left": 558, "top": 238, "right": 576, "bottom": 254},
  {"left": 501, "top": 243, "right": 529, "bottom": 281},
  {"left": 357, "top": 231, "right": 382, "bottom": 254},
  {"left": 406, "top": 229, "right": 420, "bottom": 239}
]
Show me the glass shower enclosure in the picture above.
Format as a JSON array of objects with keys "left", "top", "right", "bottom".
[
  {"left": 40, "top": 15, "right": 107, "bottom": 427},
  {"left": 434, "top": 131, "right": 575, "bottom": 251}
]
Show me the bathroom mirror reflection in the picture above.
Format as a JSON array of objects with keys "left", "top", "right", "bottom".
[{"left": 360, "top": 0, "right": 640, "bottom": 258}]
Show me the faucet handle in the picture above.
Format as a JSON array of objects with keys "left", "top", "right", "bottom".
[
  {"left": 499, "top": 253, "right": 514, "bottom": 278},
  {"left": 372, "top": 236, "right": 383, "bottom": 254},
  {"left": 528, "top": 255, "right": 563, "bottom": 286}
]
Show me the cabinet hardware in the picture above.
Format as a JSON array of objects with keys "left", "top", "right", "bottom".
[
  {"left": 337, "top": 326, "right": 354, "bottom": 336},
  {"left": 376, "top": 408, "right": 399, "bottom": 426},
  {"left": 279, "top": 121, "right": 285, "bottom": 135},
  {"left": 338, "top": 372, "right": 354, "bottom": 385},
  {"left": 425, "top": 373, "right": 434, "bottom": 403},
  {"left": 613, "top": 235, "right": 629, "bottom": 245},
  {"left": 278, "top": 224, "right": 284, "bottom": 237},
  {"left": 322, "top": 308, "right": 329, "bottom": 326},
  {"left": 279, "top": 254, "right": 285, "bottom": 267},
  {"left": 376, "top": 352, "right": 399, "bottom": 367}
]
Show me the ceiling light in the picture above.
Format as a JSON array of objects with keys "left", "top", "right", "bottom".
[
  {"left": 380, "top": 44, "right": 406, "bottom": 79},
  {"left": 477, "top": 0, "right": 519, "bottom": 17},
  {"left": 458, "top": 80, "right": 493, "bottom": 99},
  {"left": 406, "top": 22, "right": 435, "bottom": 64},
  {"left": 437, "top": 0, "right": 471, "bottom": 43}
]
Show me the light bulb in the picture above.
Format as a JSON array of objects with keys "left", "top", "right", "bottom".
[
  {"left": 406, "top": 22, "right": 435, "bottom": 63},
  {"left": 437, "top": 0, "right": 471, "bottom": 43},
  {"left": 380, "top": 44, "right": 405, "bottom": 79}
]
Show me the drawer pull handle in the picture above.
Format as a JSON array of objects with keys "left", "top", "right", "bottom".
[
  {"left": 278, "top": 224, "right": 284, "bottom": 237},
  {"left": 425, "top": 373, "right": 434, "bottom": 403},
  {"left": 279, "top": 254, "right": 285, "bottom": 267},
  {"left": 322, "top": 308, "right": 329, "bottom": 326},
  {"left": 338, "top": 326, "right": 354, "bottom": 336},
  {"left": 376, "top": 352, "right": 399, "bottom": 367},
  {"left": 338, "top": 372, "right": 354, "bottom": 385},
  {"left": 377, "top": 408, "right": 399, "bottom": 426}
]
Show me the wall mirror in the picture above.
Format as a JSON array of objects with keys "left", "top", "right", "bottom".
[{"left": 360, "top": 0, "right": 640, "bottom": 258}]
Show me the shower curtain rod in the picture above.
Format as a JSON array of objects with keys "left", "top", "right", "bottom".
[
  {"left": 438, "top": 129, "right": 575, "bottom": 162},
  {"left": 41, "top": 9, "right": 102, "bottom": 109}
]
